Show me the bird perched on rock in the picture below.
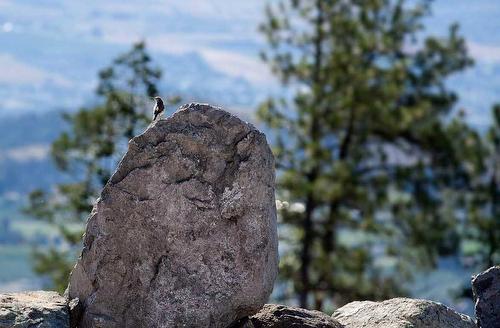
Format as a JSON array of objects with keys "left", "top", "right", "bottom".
[{"left": 152, "top": 96, "right": 165, "bottom": 121}]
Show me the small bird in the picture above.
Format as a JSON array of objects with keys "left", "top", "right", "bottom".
[{"left": 152, "top": 96, "right": 165, "bottom": 121}]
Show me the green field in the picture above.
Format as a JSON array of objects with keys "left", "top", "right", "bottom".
[
  {"left": 0, "top": 196, "right": 64, "bottom": 291},
  {"left": 0, "top": 245, "right": 38, "bottom": 283}
]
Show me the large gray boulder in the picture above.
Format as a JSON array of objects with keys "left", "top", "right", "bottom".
[
  {"left": 233, "top": 304, "right": 343, "bottom": 328},
  {"left": 333, "top": 298, "right": 476, "bottom": 328},
  {"left": 472, "top": 266, "right": 500, "bottom": 328},
  {"left": 0, "top": 291, "right": 69, "bottom": 328},
  {"left": 67, "top": 103, "right": 278, "bottom": 327}
]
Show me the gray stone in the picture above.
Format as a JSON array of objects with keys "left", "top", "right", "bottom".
[
  {"left": 0, "top": 291, "right": 69, "bottom": 328},
  {"left": 472, "top": 266, "right": 500, "bottom": 328},
  {"left": 68, "top": 103, "right": 279, "bottom": 328},
  {"left": 333, "top": 298, "right": 476, "bottom": 328},
  {"left": 233, "top": 304, "right": 343, "bottom": 328}
]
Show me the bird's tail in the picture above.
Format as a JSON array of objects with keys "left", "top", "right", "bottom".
[{"left": 153, "top": 112, "right": 159, "bottom": 121}]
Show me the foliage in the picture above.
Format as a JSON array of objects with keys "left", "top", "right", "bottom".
[
  {"left": 259, "top": 0, "right": 473, "bottom": 310},
  {"left": 457, "top": 106, "right": 500, "bottom": 268},
  {"left": 24, "top": 41, "right": 178, "bottom": 292}
]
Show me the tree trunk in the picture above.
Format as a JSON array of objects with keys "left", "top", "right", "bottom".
[{"left": 299, "top": 193, "right": 316, "bottom": 308}]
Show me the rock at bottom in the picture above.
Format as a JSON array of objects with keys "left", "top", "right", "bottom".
[
  {"left": 333, "top": 298, "right": 476, "bottom": 328},
  {"left": 233, "top": 304, "right": 342, "bottom": 328},
  {"left": 0, "top": 291, "right": 69, "bottom": 328},
  {"left": 472, "top": 266, "right": 500, "bottom": 328}
]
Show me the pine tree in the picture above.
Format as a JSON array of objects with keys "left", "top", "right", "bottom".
[
  {"left": 24, "top": 42, "right": 179, "bottom": 292},
  {"left": 259, "top": 0, "right": 472, "bottom": 310},
  {"left": 459, "top": 106, "right": 500, "bottom": 268}
]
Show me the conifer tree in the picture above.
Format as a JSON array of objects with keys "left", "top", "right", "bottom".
[
  {"left": 458, "top": 106, "right": 500, "bottom": 268},
  {"left": 259, "top": 0, "right": 472, "bottom": 309}
]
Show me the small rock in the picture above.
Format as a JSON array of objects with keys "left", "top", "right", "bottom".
[
  {"left": 233, "top": 304, "right": 343, "bottom": 328},
  {"left": 0, "top": 291, "right": 69, "bottom": 328},
  {"left": 68, "top": 104, "right": 279, "bottom": 328},
  {"left": 333, "top": 297, "right": 476, "bottom": 328},
  {"left": 472, "top": 266, "right": 500, "bottom": 328}
]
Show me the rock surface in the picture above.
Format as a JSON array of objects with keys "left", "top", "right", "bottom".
[
  {"left": 68, "top": 103, "right": 279, "bottom": 328},
  {"left": 0, "top": 291, "right": 69, "bottom": 328},
  {"left": 333, "top": 298, "right": 476, "bottom": 328},
  {"left": 233, "top": 304, "right": 343, "bottom": 328},
  {"left": 472, "top": 266, "right": 500, "bottom": 328}
]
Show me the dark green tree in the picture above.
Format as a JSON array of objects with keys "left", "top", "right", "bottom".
[
  {"left": 459, "top": 106, "right": 500, "bottom": 268},
  {"left": 25, "top": 41, "right": 179, "bottom": 292},
  {"left": 259, "top": 0, "right": 473, "bottom": 310}
]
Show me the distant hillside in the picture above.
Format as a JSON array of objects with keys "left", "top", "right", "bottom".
[
  {"left": 0, "top": 111, "right": 66, "bottom": 149},
  {"left": 0, "top": 111, "right": 67, "bottom": 194}
]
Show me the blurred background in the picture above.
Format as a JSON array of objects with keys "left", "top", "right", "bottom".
[{"left": 0, "top": 0, "right": 498, "bottom": 316}]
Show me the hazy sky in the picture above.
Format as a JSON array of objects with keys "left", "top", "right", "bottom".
[{"left": 1, "top": 0, "right": 499, "bottom": 127}]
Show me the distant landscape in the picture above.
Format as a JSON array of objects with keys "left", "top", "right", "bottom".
[{"left": 1, "top": 0, "right": 500, "bottom": 315}]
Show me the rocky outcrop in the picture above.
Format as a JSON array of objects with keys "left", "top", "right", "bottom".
[
  {"left": 472, "top": 266, "right": 500, "bottom": 328},
  {"left": 67, "top": 104, "right": 279, "bottom": 328},
  {"left": 0, "top": 291, "right": 69, "bottom": 328},
  {"left": 233, "top": 304, "right": 343, "bottom": 328},
  {"left": 333, "top": 298, "right": 476, "bottom": 328},
  {"left": 5, "top": 104, "right": 496, "bottom": 328},
  {"left": 0, "top": 294, "right": 480, "bottom": 328}
]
